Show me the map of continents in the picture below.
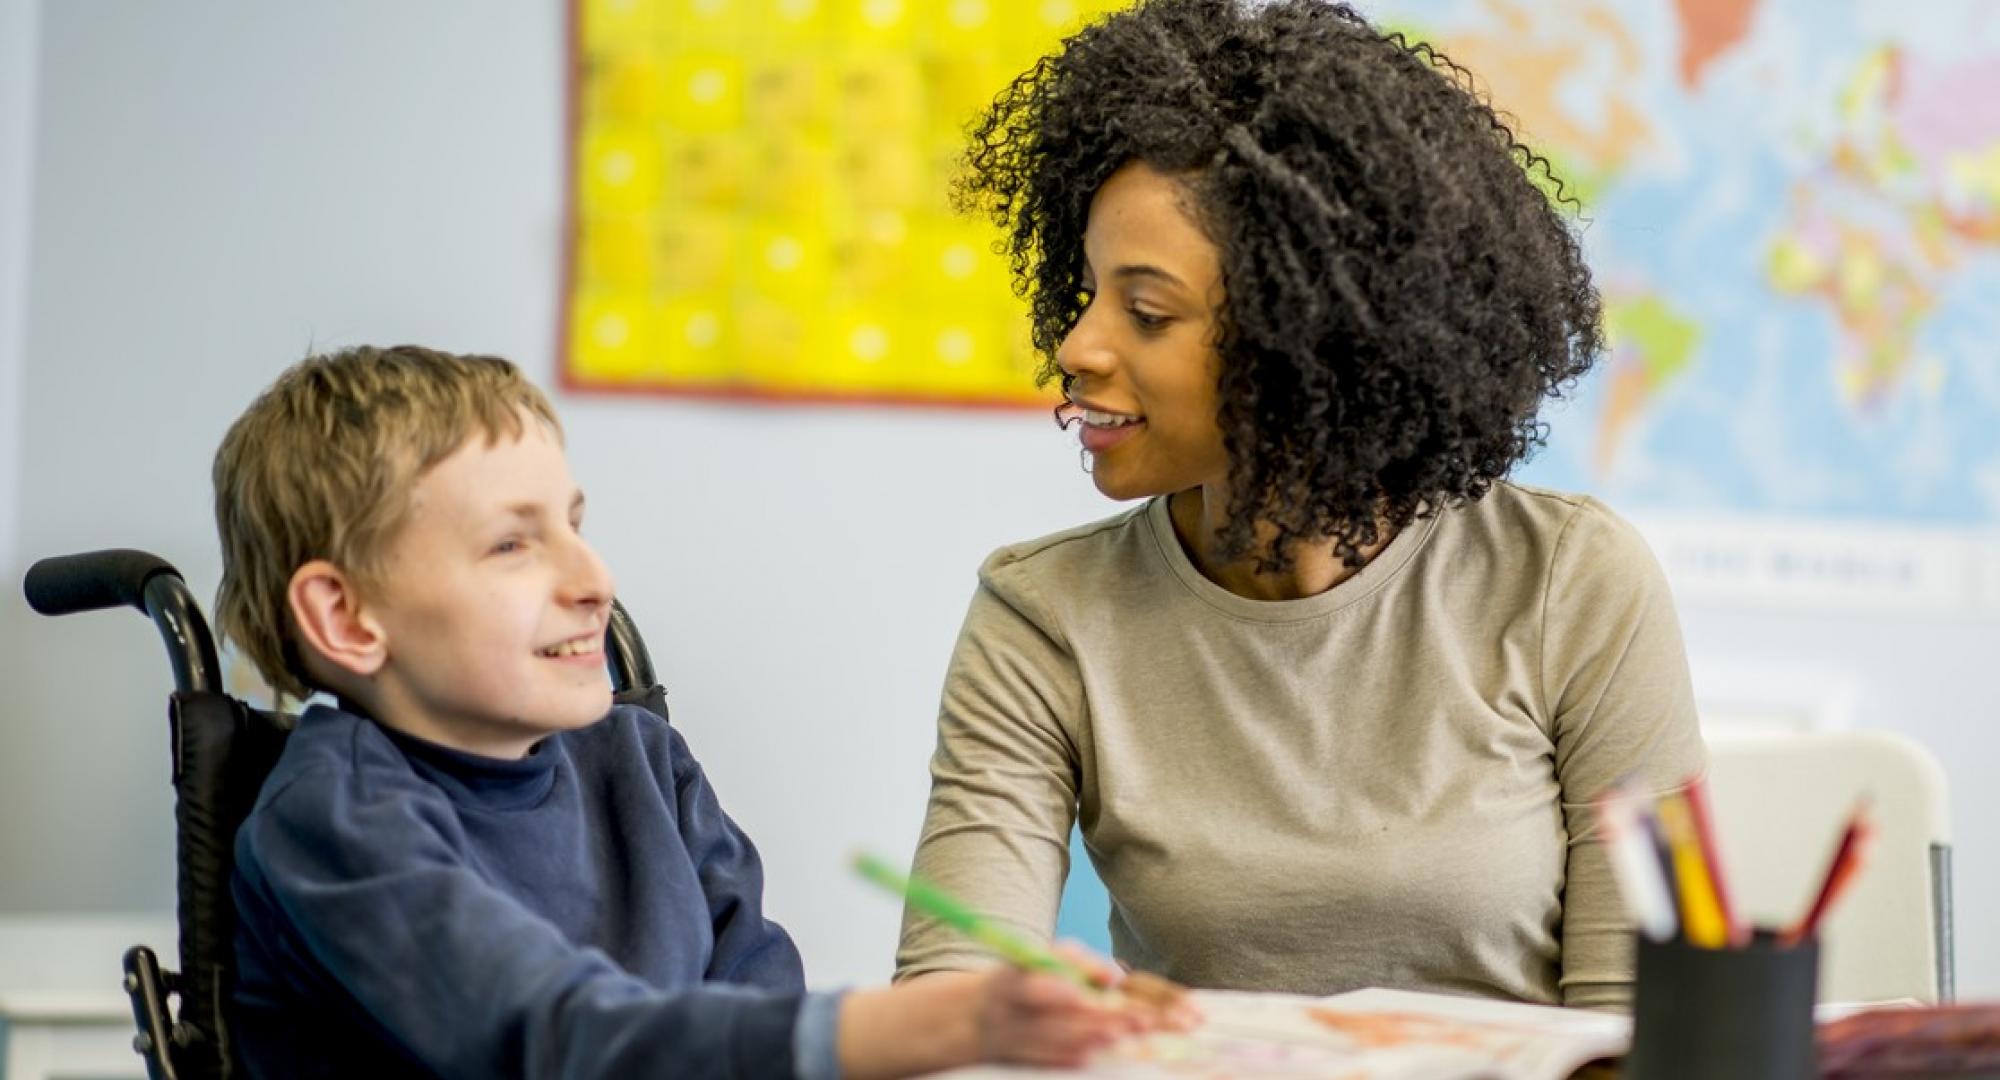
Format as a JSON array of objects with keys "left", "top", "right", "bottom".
[{"left": 1368, "top": 0, "right": 2000, "bottom": 523}]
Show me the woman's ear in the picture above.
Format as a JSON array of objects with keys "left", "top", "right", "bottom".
[{"left": 287, "top": 560, "right": 386, "bottom": 680}]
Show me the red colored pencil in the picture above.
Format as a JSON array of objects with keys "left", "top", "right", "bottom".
[{"left": 1782, "top": 797, "right": 1873, "bottom": 946}]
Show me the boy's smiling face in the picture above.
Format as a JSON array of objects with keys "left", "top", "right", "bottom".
[{"left": 350, "top": 414, "right": 615, "bottom": 758}]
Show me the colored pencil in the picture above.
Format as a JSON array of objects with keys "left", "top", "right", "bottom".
[
  {"left": 1782, "top": 798, "right": 1874, "bottom": 946},
  {"left": 1657, "top": 791, "right": 1730, "bottom": 948},
  {"left": 1680, "top": 777, "right": 1746, "bottom": 946},
  {"left": 852, "top": 852, "right": 1102, "bottom": 989},
  {"left": 1597, "top": 789, "right": 1679, "bottom": 942},
  {"left": 1638, "top": 800, "right": 1682, "bottom": 921}
]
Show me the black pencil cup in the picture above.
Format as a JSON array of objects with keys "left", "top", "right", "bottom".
[{"left": 1626, "top": 930, "right": 1818, "bottom": 1080}]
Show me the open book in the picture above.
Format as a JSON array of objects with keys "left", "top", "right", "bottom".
[{"left": 943, "top": 988, "right": 1630, "bottom": 1080}]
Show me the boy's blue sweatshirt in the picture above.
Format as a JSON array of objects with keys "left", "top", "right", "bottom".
[{"left": 230, "top": 702, "right": 839, "bottom": 1079}]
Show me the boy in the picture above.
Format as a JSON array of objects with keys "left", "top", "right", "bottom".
[{"left": 215, "top": 345, "right": 1174, "bottom": 1078}]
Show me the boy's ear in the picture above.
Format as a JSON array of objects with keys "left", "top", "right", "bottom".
[{"left": 287, "top": 560, "right": 387, "bottom": 680}]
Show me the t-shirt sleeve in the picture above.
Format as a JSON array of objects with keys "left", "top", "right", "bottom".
[
  {"left": 1539, "top": 498, "right": 1708, "bottom": 1009},
  {"left": 895, "top": 557, "right": 1085, "bottom": 980},
  {"left": 235, "top": 765, "right": 804, "bottom": 1078}
]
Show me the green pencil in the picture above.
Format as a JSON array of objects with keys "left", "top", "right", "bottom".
[{"left": 852, "top": 852, "right": 1100, "bottom": 989}]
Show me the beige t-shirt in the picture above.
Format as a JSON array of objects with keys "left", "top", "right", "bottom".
[{"left": 895, "top": 483, "right": 1705, "bottom": 1009}]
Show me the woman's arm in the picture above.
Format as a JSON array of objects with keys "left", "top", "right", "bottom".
[
  {"left": 1541, "top": 499, "right": 1708, "bottom": 1009},
  {"left": 897, "top": 560, "right": 1089, "bottom": 979}
]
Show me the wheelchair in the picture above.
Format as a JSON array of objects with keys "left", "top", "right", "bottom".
[{"left": 23, "top": 548, "right": 669, "bottom": 1080}]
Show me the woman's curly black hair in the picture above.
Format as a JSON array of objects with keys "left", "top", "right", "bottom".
[{"left": 958, "top": 0, "right": 1603, "bottom": 569}]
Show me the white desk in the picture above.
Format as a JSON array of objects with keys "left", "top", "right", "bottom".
[{"left": 0, "top": 915, "right": 174, "bottom": 1080}]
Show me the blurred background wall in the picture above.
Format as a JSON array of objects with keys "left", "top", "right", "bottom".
[
  {"left": 0, "top": 0, "right": 33, "bottom": 571},
  {"left": 1, "top": 0, "right": 1995, "bottom": 995}
]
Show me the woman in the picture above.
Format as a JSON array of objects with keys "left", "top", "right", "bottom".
[{"left": 896, "top": 0, "right": 1704, "bottom": 1010}]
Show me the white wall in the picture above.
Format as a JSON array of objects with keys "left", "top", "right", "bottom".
[
  {"left": 1, "top": 0, "right": 1991, "bottom": 996},
  {"left": 0, "top": 0, "right": 36, "bottom": 569}
]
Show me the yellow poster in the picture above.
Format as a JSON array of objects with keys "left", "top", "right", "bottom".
[{"left": 563, "top": 0, "right": 1124, "bottom": 408}]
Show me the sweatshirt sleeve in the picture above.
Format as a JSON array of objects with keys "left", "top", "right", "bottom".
[
  {"left": 664, "top": 725, "right": 810, "bottom": 990},
  {"left": 235, "top": 763, "right": 807, "bottom": 1079},
  {"left": 895, "top": 557, "right": 1085, "bottom": 980},
  {"left": 1540, "top": 499, "right": 1709, "bottom": 1009}
]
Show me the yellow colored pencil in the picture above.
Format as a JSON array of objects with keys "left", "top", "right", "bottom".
[{"left": 1657, "top": 792, "right": 1728, "bottom": 948}]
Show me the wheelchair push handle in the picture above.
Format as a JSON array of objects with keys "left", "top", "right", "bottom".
[
  {"left": 24, "top": 548, "right": 223, "bottom": 695},
  {"left": 25, "top": 548, "right": 179, "bottom": 616}
]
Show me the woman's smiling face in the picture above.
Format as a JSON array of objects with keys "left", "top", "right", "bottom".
[{"left": 1057, "top": 160, "right": 1231, "bottom": 503}]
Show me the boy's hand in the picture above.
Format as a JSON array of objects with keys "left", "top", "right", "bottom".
[
  {"left": 973, "top": 964, "right": 1137, "bottom": 1066},
  {"left": 973, "top": 943, "right": 1200, "bottom": 1065},
  {"left": 839, "top": 951, "right": 1198, "bottom": 1080},
  {"left": 1048, "top": 942, "right": 1201, "bottom": 1034},
  {"left": 1111, "top": 970, "right": 1202, "bottom": 1031}
]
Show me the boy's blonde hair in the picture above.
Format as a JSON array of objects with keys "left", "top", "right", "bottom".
[{"left": 213, "top": 345, "right": 560, "bottom": 699}]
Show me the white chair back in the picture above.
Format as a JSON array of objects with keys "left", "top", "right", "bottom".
[{"left": 1704, "top": 729, "right": 1952, "bottom": 1004}]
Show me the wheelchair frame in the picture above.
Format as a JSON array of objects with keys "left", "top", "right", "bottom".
[{"left": 25, "top": 548, "right": 662, "bottom": 1080}]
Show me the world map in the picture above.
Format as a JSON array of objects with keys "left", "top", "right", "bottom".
[{"left": 1368, "top": 0, "right": 2000, "bottom": 524}]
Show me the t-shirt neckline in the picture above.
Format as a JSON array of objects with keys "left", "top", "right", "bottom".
[{"left": 1143, "top": 493, "right": 1440, "bottom": 623}]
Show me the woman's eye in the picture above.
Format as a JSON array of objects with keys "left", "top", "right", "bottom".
[
  {"left": 1129, "top": 307, "right": 1170, "bottom": 331},
  {"left": 491, "top": 538, "right": 524, "bottom": 555}
]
